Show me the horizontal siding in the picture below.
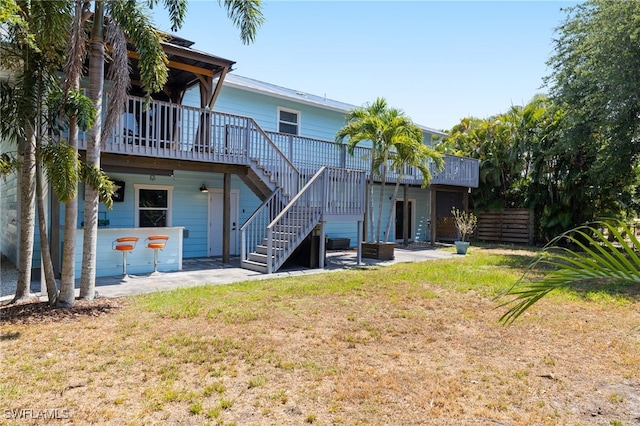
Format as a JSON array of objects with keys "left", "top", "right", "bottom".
[
  {"left": 324, "top": 185, "right": 431, "bottom": 245},
  {"left": 406, "top": 186, "right": 431, "bottom": 243},
  {"left": 72, "top": 227, "right": 183, "bottom": 277},
  {"left": 0, "top": 168, "right": 18, "bottom": 265},
  {"left": 190, "top": 85, "right": 349, "bottom": 143},
  {"left": 50, "top": 170, "right": 263, "bottom": 277},
  {"left": 324, "top": 220, "right": 361, "bottom": 248}
]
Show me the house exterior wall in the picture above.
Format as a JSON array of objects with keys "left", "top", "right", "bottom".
[
  {"left": 59, "top": 169, "right": 263, "bottom": 275},
  {"left": 357, "top": 184, "right": 431, "bottom": 244},
  {"left": 18, "top": 75, "right": 446, "bottom": 279},
  {"left": 183, "top": 80, "right": 440, "bottom": 247},
  {"left": 0, "top": 144, "right": 19, "bottom": 265},
  {"left": 185, "top": 85, "right": 349, "bottom": 142}
]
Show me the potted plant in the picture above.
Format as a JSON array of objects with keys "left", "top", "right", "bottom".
[
  {"left": 451, "top": 207, "right": 477, "bottom": 255},
  {"left": 336, "top": 98, "right": 442, "bottom": 259}
]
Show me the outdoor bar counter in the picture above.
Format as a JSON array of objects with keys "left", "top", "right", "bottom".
[{"left": 72, "top": 227, "right": 184, "bottom": 278}]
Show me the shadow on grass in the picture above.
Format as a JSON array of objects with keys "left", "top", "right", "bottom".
[
  {"left": 470, "top": 244, "right": 640, "bottom": 302},
  {"left": 564, "top": 279, "right": 640, "bottom": 302},
  {"left": 1, "top": 331, "right": 20, "bottom": 341},
  {"left": 0, "top": 298, "right": 127, "bottom": 325}
]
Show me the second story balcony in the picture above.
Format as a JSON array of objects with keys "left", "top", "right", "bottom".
[{"left": 84, "top": 95, "right": 479, "bottom": 189}]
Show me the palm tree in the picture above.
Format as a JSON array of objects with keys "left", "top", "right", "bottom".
[
  {"left": 0, "top": 0, "right": 75, "bottom": 303},
  {"left": 383, "top": 135, "right": 443, "bottom": 242},
  {"left": 336, "top": 98, "right": 439, "bottom": 243},
  {"left": 77, "top": 0, "right": 264, "bottom": 299},
  {"left": 57, "top": 0, "right": 89, "bottom": 307}
]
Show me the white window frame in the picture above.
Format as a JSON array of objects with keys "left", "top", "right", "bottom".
[
  {"left": 277, "top": 107, "right": 301, "bottom": 135},
  {"left": 134, "top": 184, "right": 173, "bottom": 227}
]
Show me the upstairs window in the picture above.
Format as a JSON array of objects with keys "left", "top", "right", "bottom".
[{"left": 278, "top": 108, "right": 300, "bottom": 135}]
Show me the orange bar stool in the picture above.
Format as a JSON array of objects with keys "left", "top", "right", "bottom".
[
  {"left": 113, "top": 237, "right": 138, "bottom": 277},
  {"left": 146, "top": 235, "right": 169, "bottom": 274}
]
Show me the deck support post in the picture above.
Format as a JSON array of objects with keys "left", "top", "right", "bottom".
[
  {"left": 430, "top": 188, "right": 437, "bottom": 246},
  {"left": 357, "top": 220, "right": 363, "bottom": 265},
  {"left": 223, "top": 173, "right": 231, "bottom": 264},
  {"left": 318, "top": 220, "right": 326, "bottom": 270},
  {"left": 403, "top": 185, "right": 409, "bottom": 246}
]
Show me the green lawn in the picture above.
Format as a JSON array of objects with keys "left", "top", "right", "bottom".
[{"left": 2, "top": 245, "right": 638, "bottom": 426}]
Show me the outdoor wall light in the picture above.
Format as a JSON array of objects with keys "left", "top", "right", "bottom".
[{"left": 200, "top": 184, "right": 208, "bottom": 193}]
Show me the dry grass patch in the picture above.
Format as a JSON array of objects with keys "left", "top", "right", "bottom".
[{"left": 1, "top": 247, "right": 639, "bottom": 425}]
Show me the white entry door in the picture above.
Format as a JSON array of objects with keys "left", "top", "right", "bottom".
[{"left": 209, "top": 189, "right": 239, "bottom": 256}]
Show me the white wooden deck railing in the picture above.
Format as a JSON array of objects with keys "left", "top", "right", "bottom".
[
  {"left": 265, "top": 131, "right": 479, "bottom": 188},
  {"left": 81, "top": 95, "right": 478, "bottom": 189}
]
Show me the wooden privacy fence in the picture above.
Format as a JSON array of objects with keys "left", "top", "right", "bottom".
[{"left": 476, "top": 209, "right": 534, "bottom": 245}]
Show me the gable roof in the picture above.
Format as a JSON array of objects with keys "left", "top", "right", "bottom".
[{"left": 222, "top": 74, "right": 448, "bottom": 137}]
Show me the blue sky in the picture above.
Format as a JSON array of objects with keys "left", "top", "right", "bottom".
[{"left": 151, "top": 1, "right": 579, "bottom": 131}]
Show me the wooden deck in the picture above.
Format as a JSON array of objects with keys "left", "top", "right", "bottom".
[{"left": 79, "top": 95, "right": 479, "bottom": 189}]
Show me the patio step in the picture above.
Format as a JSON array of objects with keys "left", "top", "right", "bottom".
[
  {"left": 248, "top": 252, "right": 274, "bottom": 263},
  {"left": 255, "top": 245, "right": 285, "bottom": 255},
  {"left": 240, "top": 259, "right": 267, "bottom": 273}
]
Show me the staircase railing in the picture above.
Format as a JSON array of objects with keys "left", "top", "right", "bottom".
[
  {"left": 245, "top": 122, "right": 300, "bottom": 200},
  {"left": 240, "top": 167, "right": 366, "bottom": 273},
  {"left": 264, "top": 167, "right": 365, "bottom": 273},
  {"left": 240, "top": 188, "right": 284, "bottom": 266},
  {"left": 264, "top": 167, "right": 327, "bottom": 273}
]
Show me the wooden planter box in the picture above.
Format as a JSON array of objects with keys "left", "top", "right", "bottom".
[{"left": 361, "top": 242, "right": 396, "bottom": 260}]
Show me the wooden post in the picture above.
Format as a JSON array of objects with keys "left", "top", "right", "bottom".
[
  {"left": 430, "top": 188, "right": 437, "bottom": 245},
  {"left": 363, "top": 177, "right": 369, "bottom": 242},
  {"left": 222, "top": 173, "right": 230, "bottom": 264},
  {"left": 357, "top": 220, "right": 363, "bottom": 265},
  {"left": 318, "top": 221, "right": 326, "bottom": 270},
  {"left": 528, "top": 208, "right": 534, "bottom": 245},
  {"left": 463, "top": 187, "right": 469, "bottom": 212},
  {"left": 403, "top": 184, "right": 409, "bottom": 246}
]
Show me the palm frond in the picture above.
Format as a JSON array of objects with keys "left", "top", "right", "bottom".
[
  {"left": 101, "top": 16, "right": 130, "bottom": 141},
  {"left": 0, "top": 152, "right": 21, "bottom": 178},
  {"left": 39, "top": 141, "right": 81, "bottom": 202},
  {"left": 220, "top": 0, "right": 264, "bottom": 45},
  {"left": 81, "top": 163, "right": 115, "bottom": 209},
  {"left": 62, "top": 89, "right": 97, "bottom": 131},
  {"left": 108, "top": 0, "right": 168, "bottom": 97},
  {"left": 146, "top": 0, "right": 188, "bottom": 32},
  {"left": 63, "top": 0, "right": 88, "bottom": 93},
  {"left": 499, "top": 220, "right": 640, "bottom": 324}
]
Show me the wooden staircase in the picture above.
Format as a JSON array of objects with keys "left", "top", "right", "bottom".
[{"left": 241, "top": 166, "right": 365, "bottom": 274}]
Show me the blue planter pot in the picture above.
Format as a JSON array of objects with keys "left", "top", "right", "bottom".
[{"left": 454, "top": 241, "right": 470, "bottom": 255}]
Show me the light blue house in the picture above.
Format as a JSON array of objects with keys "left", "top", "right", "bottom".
[{"left": 0, "top": 35, "right": 478, "bottom": 279}]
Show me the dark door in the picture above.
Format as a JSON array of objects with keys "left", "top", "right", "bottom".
[{"left": 395, "top": 200, "right": 412, "bottom": 241}]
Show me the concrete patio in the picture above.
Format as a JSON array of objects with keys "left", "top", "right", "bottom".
[{"left": 1, "top": 243, "right": 454, "bottom": 301}]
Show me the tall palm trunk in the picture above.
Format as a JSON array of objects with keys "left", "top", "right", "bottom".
[
  {"left": 367, "top": 149, "right": 375, "bottom": 241},
  {"left": 80, "top": 1, "right": 104, "bottom": 299},
  {"left": 13, "top": 55, "right": 39, "bottom": 302},
  {"left": 367, "top": 177, "right": 375, "bottom": 241},
  {"left": 375, "top": 163, "right": 388, "bottom": 242},
  {"left": 384, "top": 180, "right": 402, "bottom": 243},
  {"left": 36, "top": 159, "right": 59, "bottom": 304},
  {"left": 57, "top": 119, "right": 79, "bottom": 307},
  {"left": 57, "top": 0, "right": 85, "bottom": 308},
  {"left": 34, "top": 77, "right": 59, "bottom": 304},
  {"left": 14, "top": 123, "right": 36, "bottom": 302}
]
